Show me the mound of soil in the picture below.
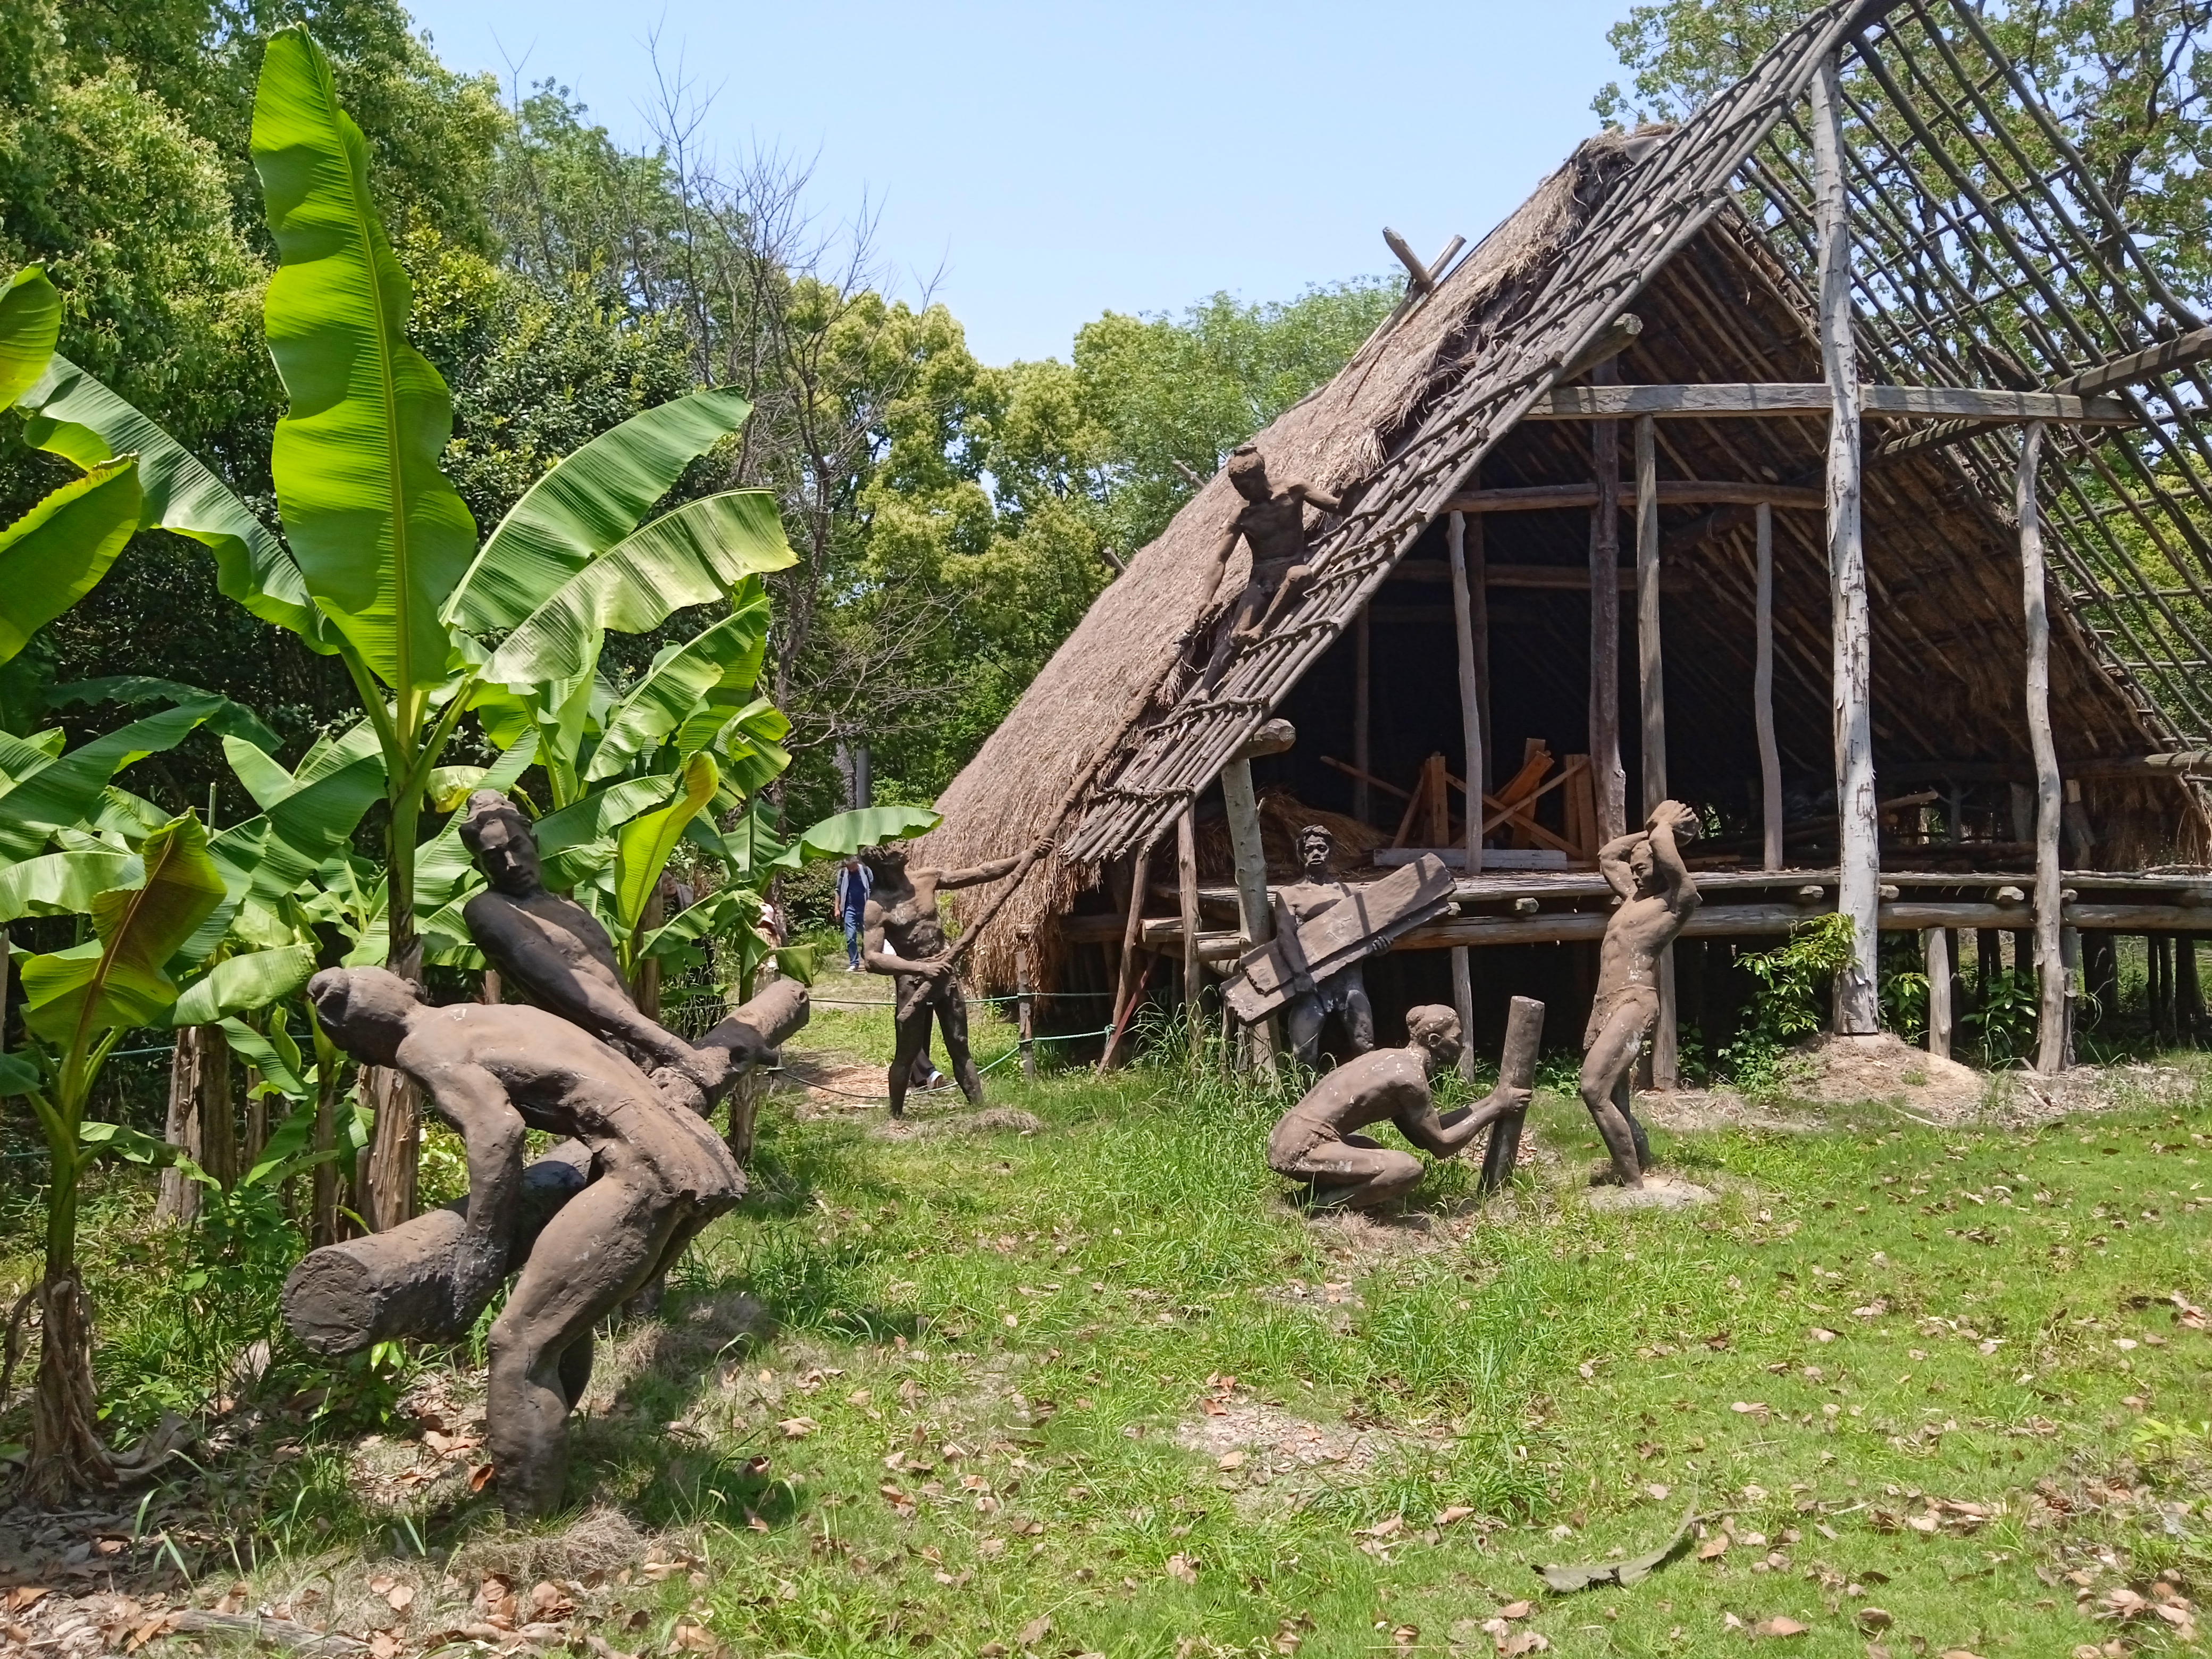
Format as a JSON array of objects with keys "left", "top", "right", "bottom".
[{"left": 1795, "top": 1031, "right": 1986, "bottom": 1118}]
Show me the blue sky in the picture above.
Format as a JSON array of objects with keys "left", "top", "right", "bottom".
[{"left": 404, "top": 0, "right": 1636, "bottom": 366}]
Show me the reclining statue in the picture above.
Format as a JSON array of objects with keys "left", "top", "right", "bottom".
[
  {"left": 289, "top": 967, "right": 747, "bottom": 1517},
  {"left": 1267, "top": 998, "right": 1543, "bottom": 1210}
]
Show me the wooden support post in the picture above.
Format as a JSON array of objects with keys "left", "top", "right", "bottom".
[
  {"left": 2060, "top": 925, "right": 2081, "bottom": 1065},
  {"left": 1177, "top": 807, "right": 1202, "bottom": 1019},
  {"left": 1589, "top": 356, "right": 1626, "bottom": 842},
  {"left": 1813, "top": 53, "right": 1880, "bottom": 1035},
  {"left": 1469, "top": 511, "right": 1492, "bottom": 798},
  {"left": 1754, "top": 501, "right": 1783, "bottom": 871},
  {"left": 1100, "top": 840, "right": 1155, "bottom": 1072},
  {"left": 1220, "top": 758, "right": 1277, "bottom": 1073},
  {"left": 1924, "top": 926, "right": 1952, "bottom": 1059},
  {"left": 1016, "top": 929, "right": 1037, "bottom": 1079},
  {"left": 1449, "top": 509, "right": 1484, "bottom": 1082},
  {"left": 1635, "top": 415, "right": 1677, "bottom": 1088},
  {"left": 2017, "top": 421, "right": 2067, "bottom": 1074},
  {"left": 1352, "top": 608, "right": 1372, "bottom": 825},
  {"left": 2180, "top": 934, "right": 2205, "bottom": 1045}
]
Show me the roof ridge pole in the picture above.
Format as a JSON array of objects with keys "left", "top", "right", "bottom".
[
  {"left": 2019, "top": 421, "right": 2068, "bottom": 1074},
  {"left": 1590, "top": 359, "right": 1628, "bottom": 844},
  {"left": 1812, "top": 47, "right": 1881, "bottom": 1036}
]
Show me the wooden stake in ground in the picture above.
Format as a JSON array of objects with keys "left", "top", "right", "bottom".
[
  {"left": 2017, "top": 420, "right": 2068, "bottom": 1074},
  {"left": 1177, "top": 807, "right": 1202, "bottom": 1032},
  {"left": 1221, "top": 757, "right": 1278, "bottom": 1073},
  {"left": 1813, "top": 52, "right": 1880, "bottom": 1035},
  {"left": 1589, "top": 356, "right": 1627, "bottom": 843},
  {"left": 1016, "top": 929, "right": 1037, "bottom": 1079},
  {"left": 1924, "top": 926, "right": 1953, "bottom": 1059},
  {"left": 1754, "top": 501, "right": 1783, "bottom": 872},
  {"left": 1100, "top": 837, "right": 1158, "bottom": 1071},
  {"left": 1448, "top": 510, "right": 1483, "bottom": 1079}
]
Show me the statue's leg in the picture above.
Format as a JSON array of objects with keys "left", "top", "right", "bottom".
[
  {"left": 938, "top": 985, "right": 984, "bottom": 1103},
  {"left": 488, "top": 1175, "right": 680, "bottom": 1518},
  {"left": 1342, "top": 976, "right": 1376, "bottom": 1055},
  {"left": 557, "top": 1332, "right": 594, "bottom": 1409},
  {"left": 1200, "top": 580, "right": 1267, "bottom": 692},
  {"left": 1578, "top": 1006, "right": 1651, "bottom": 1188},
  {"left": 887, "top": 995, "right": 930, "bottom": 1118},
  {"left": 1283, "top": 996, "right": 1325, "bottom": 1069},
  {"left": 1284, "top": 1136, "right": 1425, "bottom": 1211},
  {"left": 1612, "top": 1072, "right": 1653, "bottom": 1172}
]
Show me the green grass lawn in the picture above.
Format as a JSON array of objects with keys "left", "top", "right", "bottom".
[{"left": 5, "top": 1002, "right": 2209, "bottom": 1659}]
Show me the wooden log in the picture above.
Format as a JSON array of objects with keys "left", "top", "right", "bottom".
[
  {"left": 1635, "top": 415, "right": 1677, "bottom": 1089},
  {"left": 1523, "top": 383, "right": 2130, "bottom": 422},
  {"left": 1016, "top": 929, "right": 1037, "bottom": 1079},
  {"left": 2018, "top": 421, "right": 2068, "bottom": 1074},
  {"left": 1924, "top": 926, "right": 1953, "bottom": 1060},
  {"left": 1220, "top": 757, "right": 1277, "bottom": 1071},
  {"left": 284, "top": 1143, "right": 595, "bottom": 1355},
  {"left": 1477, "top": 994, "right": 1546, "bottom": 1195},
  {"left": 1469, "top": 512, "right": 1491, "bottom": 797},
  {"left": 1448, "top": 513, "right": 1484, "bottom": 878},
  {"left": 1590, "top": 357, "right": 1627, "bottom": 842},
  {"left": 1440, "top": 481, "right": 1828, "bottom": 512},
  {"left": 2060, "top": 924, "right": 2080, "bottom": 1065},
  {"left": 1754, "top": 502, "right": 1783, "bottom": 872},
  {"left": 2051, "top": 323, "right": 2212, "bottom": 396},
  {"left": 2180, "top": 934, "right": 2205, "bottom": 1045},
  {"left": 1352, "top": 608, "right": 1371, "bottom": 824},
  {"left": 1387, "top": 564, "right": 1648, "bottom": 591},
  {"left": 1177, "top": 811, "right": 1201, "bottom": 1025},
  {"left": 1815, "top": 52, "right": 1880, "bottom": 1036}
]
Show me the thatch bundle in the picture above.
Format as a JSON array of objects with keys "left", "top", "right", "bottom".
[
  {"left": 923, "top": 132, "right": 1660, "bottom": 992},
  {"left": 1188, "top": 789, "right": 1393, "bottom": 885}
]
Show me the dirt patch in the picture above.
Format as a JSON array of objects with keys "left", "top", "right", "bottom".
[
  {"left": 1584, "top": 1172, "right": 1717, "bottom": 1212},
  {"left": 1798, "top": 1032, "right": 1988, "bottom": 1117},
  {"left": 1985, "top": 1061, "right": 2205, "bottom": 1125},
  {"left": 1633, "top": 1090, "right": 1824, "bottom": 1133},
  {"left": 1175, "top": 1391, "right": 1454, "bottom": 1519}
]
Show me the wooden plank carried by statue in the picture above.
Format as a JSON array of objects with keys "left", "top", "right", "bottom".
[{"left": 1222, "top": 853, "right": 1456, "bottom": 1024}]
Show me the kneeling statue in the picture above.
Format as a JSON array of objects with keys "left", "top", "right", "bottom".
[
  {"left": 1267, "top": 997, "right": 1544, "bottom": 1210},
  {"left": 289, "top": 968, "right": 747, "bottom": 1517}
]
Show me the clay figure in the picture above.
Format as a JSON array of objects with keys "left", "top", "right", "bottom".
[
  {"left": 1197, "top": 444, "right": 1348, "bottom": 693},
  {"left": 1580, "top": 800, "right": 1702, "bottom": 1188},
  {"left": 304, "top": 967, "right": 746, "bottom": 1516},
  {"left": 457, "top": 790, "right": 790, "bottom": 1116},
  {"left": 1267, "top": 997, "right": 1544, "bottom": 1210},
  {"left": 861, "top": 839, "right": 1048, "bottom": 1116},
  {"left": 1273, "top": 824, "right": 1378, "bottom": 1067}
]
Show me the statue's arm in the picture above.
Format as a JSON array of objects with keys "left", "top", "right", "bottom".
[
  {"left": 1400, "top": 1080, "right": 1518, "bottom": 1157},
  {"left": 1596, "top": 832, "right": 1645, "bottom": 902},
  {"left": 468, "top": 896, "right": 706, "bottom": 1077},
  {"left": 1647, "top": 805, "right": 1701, "bottom": 915},
  {"left": 414, "top": 1055, "right": 524, "bottom": 1306},
  {"left": 1291, "top": 480, "right": 1347, "bottom": 516}
]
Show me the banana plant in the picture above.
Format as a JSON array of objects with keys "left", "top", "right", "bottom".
[{"left": 0, "top": 814, "right": 311, "bottom": 1501}]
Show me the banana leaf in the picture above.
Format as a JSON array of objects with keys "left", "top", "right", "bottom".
[
  {"left": 444, "top": 387, "right": 755, "bottom": 636},
  {"left": 171, "top": 943, "right": 316, "bottom": 1027},
  {"left": 795, "top": 805, "right": 943, "bottom": 862},
  {"left": 17, "top": 355, "right": 326, "bottom": 646},
  {"left": 21, "top": 814, "right": 227, "bottom": 1043},
  {"left": 0, "top": 849, "right": 140, "bottom": 921},
  {"left": 0, "top": 699, "right": 238, "bottom": 860},
  {"left": 0, "top": 459, "right": 144, "bottom": 666},
  {"left": 483, "top": 491, "right": 793, "bottom": 690},
  {"left": 0, "top": 265, "right": 60, "bottom": 410},
  {"left": 219, "top": 1014, "right": 311, "bottom": 1100},
  {"left": 0, "top": 727, "right": 62, "bottom": 787},
  {"left": 636, "top": 883, "right": 758, "bottom": 961},
  {"left": 588, "top": 586, "right": 770, "bottom": 781},
  {"left": 253, "top": 23, "right": 475, "bottom": 690},
  {"left": 222, "top": 734, "right": 304, "bottom": 812},
  {"left": 614, "top": 751, "right": 718, "bottom": 937},
  {"left": 0, "top": 1052, "right": 41, "bottom": 1096},
  {"left": 717, "top": 697, "right": 793, "bottom": 799},
  {"left": 54, "top": 676, "right": 281, "bottom": 754}
]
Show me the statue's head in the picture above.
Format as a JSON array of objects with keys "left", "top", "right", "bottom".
[
  {"left": 1404, "top": 1003, "right": 1463, "bottom": 1074},
  {"left": 1297, "top": 823, "right": 1335, "bottom": 878},
  {"left": 860, "top": 843, "right": 909, "bottom": 881},
  {"left": 460, "top": 790, "right": 540, "bottom": 895},
  {"left": 1226, "top": 442, "right": 1271, "bottom": 503},
  {"left": 308, "top": 967, "right": 420, "bottom": 1066},
  {"left": 1627, "top": 837, "right": 1661, "bottom": 896}
]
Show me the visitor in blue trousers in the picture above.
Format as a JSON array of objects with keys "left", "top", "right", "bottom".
[{"left": 835, "top": 854, "right": 873, "bottom": 970}]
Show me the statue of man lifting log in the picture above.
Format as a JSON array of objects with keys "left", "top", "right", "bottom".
[
  {"left": 1196, "top": 443, "right": 1350, "bottom": 694},
  {"left": 1580, "top": 800, "right": 1702, "bottom": 1189},
  {"left": 1267, "top": 998, "right": 1544, "bottom": 1210},
  {"left": 294, "top": 968, "right": 748, "bottom": 1517},
  {"left": 860, "top": 838, "right": 1050, "bottom": 1117},
  {"left": 1273, "top": 824, "right": 1378, "bottom": 1068}
]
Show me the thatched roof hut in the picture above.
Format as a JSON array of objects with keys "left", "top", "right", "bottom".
[{"left": 925, "top": 0, "right": 2212, "bottom": 1040}]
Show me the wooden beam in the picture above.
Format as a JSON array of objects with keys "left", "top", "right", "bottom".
[
  {"left": 1352, "top": 607, "right": 1371, "bottom": 825},
  {"left": 1524, "top": 383, "right": 2131, "bottom": 422},
  {"left": 2020, "top": 421, "right": 2067, "bottom": 1074},
  {"left": 1439, "top": 481, "right": 1828, "bottom": 512},
  {"left": 1177, "top": 808, "right": 1201, "bottom": 1026},
  {"left": 1754, "top": 501, "right": 1783, "bottom": 872},
  {"left": 1559, "top": 312, "right": 1645, "bottom": 381},
  {"left": 1448, "top": 513, "right": 1484, "bottom": 881},
  {"left": 1100, "top": 837, "right": 1155, "bottom": 1071},
  {"left": 1219, "top": 758, "right": 1276, "bottom": 1073},
  {"left": 2050, "top": 324, "right": 2212, "bottom": 396},
  {"left": 1590, "top": 358, "right": 1627, "bottom": 843},
  {"left": 1387, "top": 564, "right": 1647, "bottom": 591},
  {"left": 1469, "top": 510, "right": 1492, "bottom": 798},
  {"left": 1636, "top": 414, "right": 1676, "bottom": 1089},
  {"left": 1816, "top": 52, "right": 1881, "bottom": 1036}
]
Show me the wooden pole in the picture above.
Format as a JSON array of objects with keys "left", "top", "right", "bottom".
[
  {"left": 1924, "top": 926, "right": 1952, "bottom": 1059},
  {"left": 1448, "top": 510, "right": 1483, "bottom": 1079},
  {"left": 2018, "top": 420, "right": 2067, "bottom": 1074},
  {"left": 2180, "top": 935, "right": 2205, "bottom": 1045},
  {"left": 1220, "top": 757, "right": 1277, "bottom": 1073},
  {"left": 2060, "top": 924, "right": 2081, "bottom": 1065},
  {"left": 1100, "top": 840, "right": 1155, "bottom": 1072},
  {"left": 1754, "top": 501, "right": 1783, "bottom": 871},
  {"left": 1352, "top": 609, "right": 1371, "bottom": 825},
  {"left": 1589, "top": 356, "right": 1626, "bottom": 842},
  {"left": 1016, "top": 929, "right": 1036, "bottom": 1079},
  {"left": 1813, "top": 52, "right": 1880, "bottom": 1035},
  {"left": 1635, "top": 415, "right": 1678, "bottom": 1088},
  {"left": 1469, "top": 511, "right": 1492, "bottom": 798}
]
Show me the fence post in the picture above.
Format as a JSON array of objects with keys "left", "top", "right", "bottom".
[{"left": 1016, "top": 927, "right": 1036, "bottom": 1079}]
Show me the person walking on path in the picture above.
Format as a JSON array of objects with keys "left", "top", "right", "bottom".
[{"left": 835, "top": 854, "right": 873, "bottom": 971}]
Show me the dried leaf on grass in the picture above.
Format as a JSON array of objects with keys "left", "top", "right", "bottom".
[
  {"left": 1534, "top": 1506, "right": 1696, "bottom": 1593},
  {"left": 1752, "top": 1615, "right": 1809, "bottom": 1637}
]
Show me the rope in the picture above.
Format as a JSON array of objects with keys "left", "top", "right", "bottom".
[{"left": 765, "top": 1023, "right": 1119, "bottom": 1104}]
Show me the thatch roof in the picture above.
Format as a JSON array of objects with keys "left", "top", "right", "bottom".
[{"left": 927, "top": 0, "right": 2212, "bottom": 990}]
